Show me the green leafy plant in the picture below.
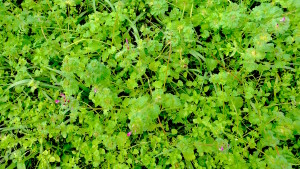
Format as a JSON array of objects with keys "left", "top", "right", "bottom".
[{"left": 0, "top": 0, "right": 299, "bottom": 168}]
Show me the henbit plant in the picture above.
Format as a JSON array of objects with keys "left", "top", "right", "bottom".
[{"left": 0, "top": 0, "right": 299, "bottom": 168}]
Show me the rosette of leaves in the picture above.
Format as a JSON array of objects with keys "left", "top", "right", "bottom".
[
  {"left": 166, "top": 19, "right": 196, "bottom": 45},
  {"left": 146, "top": 0, "right": 168, "bottom": 16},
  {"left": 220, "top": 3, "right": 247, "bottom": 30},
  {"left": 240, "top": 48, "right": 266, "bottom": 72},
  {"left": 127, "top": 96, "right": 160, "bottom": 134},
  {"left": 89, "top": 87, "right": 117, "bottom": 115},
  {"left": 82, "top": 59, "right": 111, "bottom": 87}
]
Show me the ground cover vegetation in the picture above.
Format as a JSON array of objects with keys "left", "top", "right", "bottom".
[{"left": 0, "top": 0, "right": 299, "bottom": 168}]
